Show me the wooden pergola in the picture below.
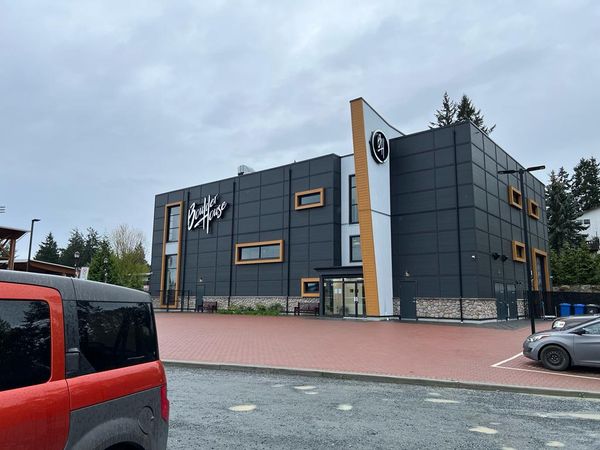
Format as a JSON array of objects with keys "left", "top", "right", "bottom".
[{"left": 0, "top": 226, "right": 28, "bottom": 270}]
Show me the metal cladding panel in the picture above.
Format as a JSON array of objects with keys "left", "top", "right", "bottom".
[{"left": 151, "top": 155, "right": 341, "bottom": 297}]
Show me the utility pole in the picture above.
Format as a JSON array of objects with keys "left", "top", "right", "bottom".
[{"left": 26, "top": 218, "right": 40, "bottom": 272}]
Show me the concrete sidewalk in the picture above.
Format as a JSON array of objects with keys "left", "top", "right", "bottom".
[{"left": 155, "top": 313, "right": 600, "bottom": 396}]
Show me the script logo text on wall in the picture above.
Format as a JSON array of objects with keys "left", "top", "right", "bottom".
[{"left": 187, "top": 194, "right": 228, "bottom": 233}]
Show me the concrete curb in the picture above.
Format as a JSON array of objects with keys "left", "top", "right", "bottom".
[{"left": 162, "top": 359, "right": 600, "bottom": 400}]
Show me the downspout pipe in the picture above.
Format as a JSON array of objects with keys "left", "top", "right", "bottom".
[{"left": 453, "top": 128, "right": 464, "bottom": 322}]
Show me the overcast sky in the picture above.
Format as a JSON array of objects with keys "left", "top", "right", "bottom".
[{"left": 2, "top": 0, "right": 599, "bottom": 260}]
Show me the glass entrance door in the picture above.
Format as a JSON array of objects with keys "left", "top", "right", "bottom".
[
  {"left": 324, "top": 278, "right": 345, "bottom": 316},
  {"left": 344, "top": 283, "right": 356, "bottom": 316},
  {"left": 323, "top": 277, "right": 365, "bottom": 317}
]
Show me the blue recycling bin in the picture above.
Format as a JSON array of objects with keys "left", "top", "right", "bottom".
[
  {"left": 574, "top": 304, "right": 585, "bottom": 315},
  {"left": 559, "top": 303, "right": 572, "bottom": 317}
]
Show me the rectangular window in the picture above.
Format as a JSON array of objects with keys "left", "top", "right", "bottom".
[
  {"left": 528, "top": 199, "right": 540, "bottom": 220},
  {"left": 301, "top": 278, "right": 320, "bottom": 297},
  {"left": 167, "top": 205, "right": 181, "bottom": 242},
  {"left": 162, "top": 202, "right": 182, "bottom": 306},
  {"left": 0, "top": 300, "right": 51, "bottom": 392},
  {"left": 295, "top": 188, "right": 324, "bottom": 210},
  {"left": 350, "top": 235, "right": 362, "bottom": 262},
  {"left": 75, "top": 301, "right": 158, "bottom": 375},
  {"left": 584, "top": 219, "right": 591, "bottom": 225},
  {"left": 349, "top": 175, "right": 358, "bottom": 224},
  {"left": 512, "top": 240, "right": 526, "bottom": 263},
  {"left": 508, "top": 185, "right": 523, "bottom": 209},
  {"left": 235, "top": 240, "right": 284, "bottom": 264}
]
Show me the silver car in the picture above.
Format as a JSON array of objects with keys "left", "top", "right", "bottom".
[
  {"left": 552, "top": 314, "right": 600, "bottom": 330},
  {"left": 523, "top": 317, "right": 600, "bottom": 371}
]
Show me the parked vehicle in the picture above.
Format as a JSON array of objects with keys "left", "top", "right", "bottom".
[
  {"left": 0, "top": 271, "right": 169, "bottom": 450},
  {"left": 523, "top": 317, "right": 600, "bottom": 371},
  {"left": 552, "top": 314, "right": 600, "bottom": 330}
]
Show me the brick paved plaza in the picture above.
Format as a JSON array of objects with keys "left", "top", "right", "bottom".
[{"left": 156, "top": 313, "right": 600, "bottom": 394}]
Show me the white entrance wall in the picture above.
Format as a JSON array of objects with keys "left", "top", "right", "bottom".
[{"left": 341, "top": 154, "right": 361, "bottom": 266}]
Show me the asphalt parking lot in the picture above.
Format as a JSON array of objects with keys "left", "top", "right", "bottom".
[{"left": 165, "top": 365, "right": 600, "bottom": 450}]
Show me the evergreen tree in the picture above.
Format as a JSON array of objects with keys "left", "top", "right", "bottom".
[
  {"left": 80, "top": 227, "right": 101, "bottom": 267},
  {"left": 551, "top": 244, "right": 600, "bottom": 285},
  {"left": 546, "top": 168, "right": 586, "bottom": 252},
  {"left": 456, "top": 94, "right": 496, "bottom": 134},
  {"left": 0, "top": 243, "right": 9, "bottom": 259},
  {"left": 59, "top": 229, "right": 86, "bottom": 267},
  {"left": 34, "top": 232, "right": 60, "bottom": 263},
  {"left": 430, "top": 92, "right": 496, "bottom": 134},
  {"left": 572, "top": 156, "right": 600, "bottom": 212},
  {"left": 88, "top": 239, "right": 117, "bottom": 284},
  {"left": 429, "top": 92, "right": 457, "bottom": 128}
]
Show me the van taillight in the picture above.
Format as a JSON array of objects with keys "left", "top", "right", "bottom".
[{"left": 160, "top": 384, "right": 170, "bottom": 422}]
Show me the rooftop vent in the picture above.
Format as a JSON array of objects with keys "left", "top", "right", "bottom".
[{"left": 238, "top": 165, "right": 255, "bottom": 176}]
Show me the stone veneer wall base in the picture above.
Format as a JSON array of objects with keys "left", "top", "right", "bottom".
[
  {"left": 153, "top": 296, "right": 316, "bottom": 313},
  {"left": 393, "top": 297, "right": 516, "bottom": 321}
]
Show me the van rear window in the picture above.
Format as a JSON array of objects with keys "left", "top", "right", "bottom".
[
  {"left": 76, "top": 301, "right": 158, "bottom": 373},
  {"left": 0, "top": 300, "right": 51, "bottom": 392}
]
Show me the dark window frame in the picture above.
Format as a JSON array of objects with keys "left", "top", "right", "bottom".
[
  {"left": 350, "top": 235, "right": 362, "bottom": 263},
  {"left": 349, "top": 174, "right": 359, "bottom": 224}
]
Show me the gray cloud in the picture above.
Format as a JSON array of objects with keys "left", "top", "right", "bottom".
[{"left": 1, "top": 0, "right": 598, "bottom": 259}]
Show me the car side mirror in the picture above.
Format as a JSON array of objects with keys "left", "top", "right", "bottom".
[{"left": 572, "top": 329, "right": 587, "bottom": 336}]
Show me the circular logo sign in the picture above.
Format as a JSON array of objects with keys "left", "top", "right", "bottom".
[{"left": 370, "top": 130, "right": 389, "bottom": 164}]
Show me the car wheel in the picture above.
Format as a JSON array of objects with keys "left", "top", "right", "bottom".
[{"left": 540, "top": 345, "right": 570, "bottom": 371}]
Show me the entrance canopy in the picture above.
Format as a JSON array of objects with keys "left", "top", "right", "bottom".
[
  {"left": 0, "top": 226, "right": 28, "bottom": 270},
  {"left": 313, "top": 265, "right": 363, "bottom": 278}
]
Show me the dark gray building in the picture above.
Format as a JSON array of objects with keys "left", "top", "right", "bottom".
[{"left": 150, "top": 98, "right": 549, "bottom": 320}]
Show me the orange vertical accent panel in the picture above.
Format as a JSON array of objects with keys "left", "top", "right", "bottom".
[{"left": 350, "top": 99, "right": 380, "bottom": 316}]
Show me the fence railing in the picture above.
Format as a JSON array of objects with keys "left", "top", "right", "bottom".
[
  {"left": 153, "top": 290, "right": 196, "bottom": 312},
  {"left": 530, "top": 291, "right": 600, "bottom": 318}
]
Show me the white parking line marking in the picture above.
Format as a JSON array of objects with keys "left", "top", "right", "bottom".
[
  {"left": 491, "top": 353, "right": 522, "bottom": 368},
  {"left": 545, "top": 441, "right": 565, "bottom": 447},
  {"left": 491, "top": 353, "right": 600, "bottom": 382},
  {"left": 494, "top": 364, "right": 600, "bottom": 381},
  {"left": 337, "top": 404, "right": 353, "bottom": 411}
]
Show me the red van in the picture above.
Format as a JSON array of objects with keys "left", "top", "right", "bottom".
[{"left": 0, "top": 270, "right": 169, "bottom": 450}]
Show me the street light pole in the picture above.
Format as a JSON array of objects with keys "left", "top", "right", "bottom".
[
  {"left": 74, "top": 251, "right": 80, "bottom": 278},
  {"left": 499, "top": 165, "right": 545, "bottom": 335},
  {"left": 26, "top": 218, "right": 40, "bottom": 272}
]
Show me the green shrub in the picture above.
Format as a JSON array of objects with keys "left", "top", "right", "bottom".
[{"left": 217, "top": 303, "right": 282, "bottom": 316}]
